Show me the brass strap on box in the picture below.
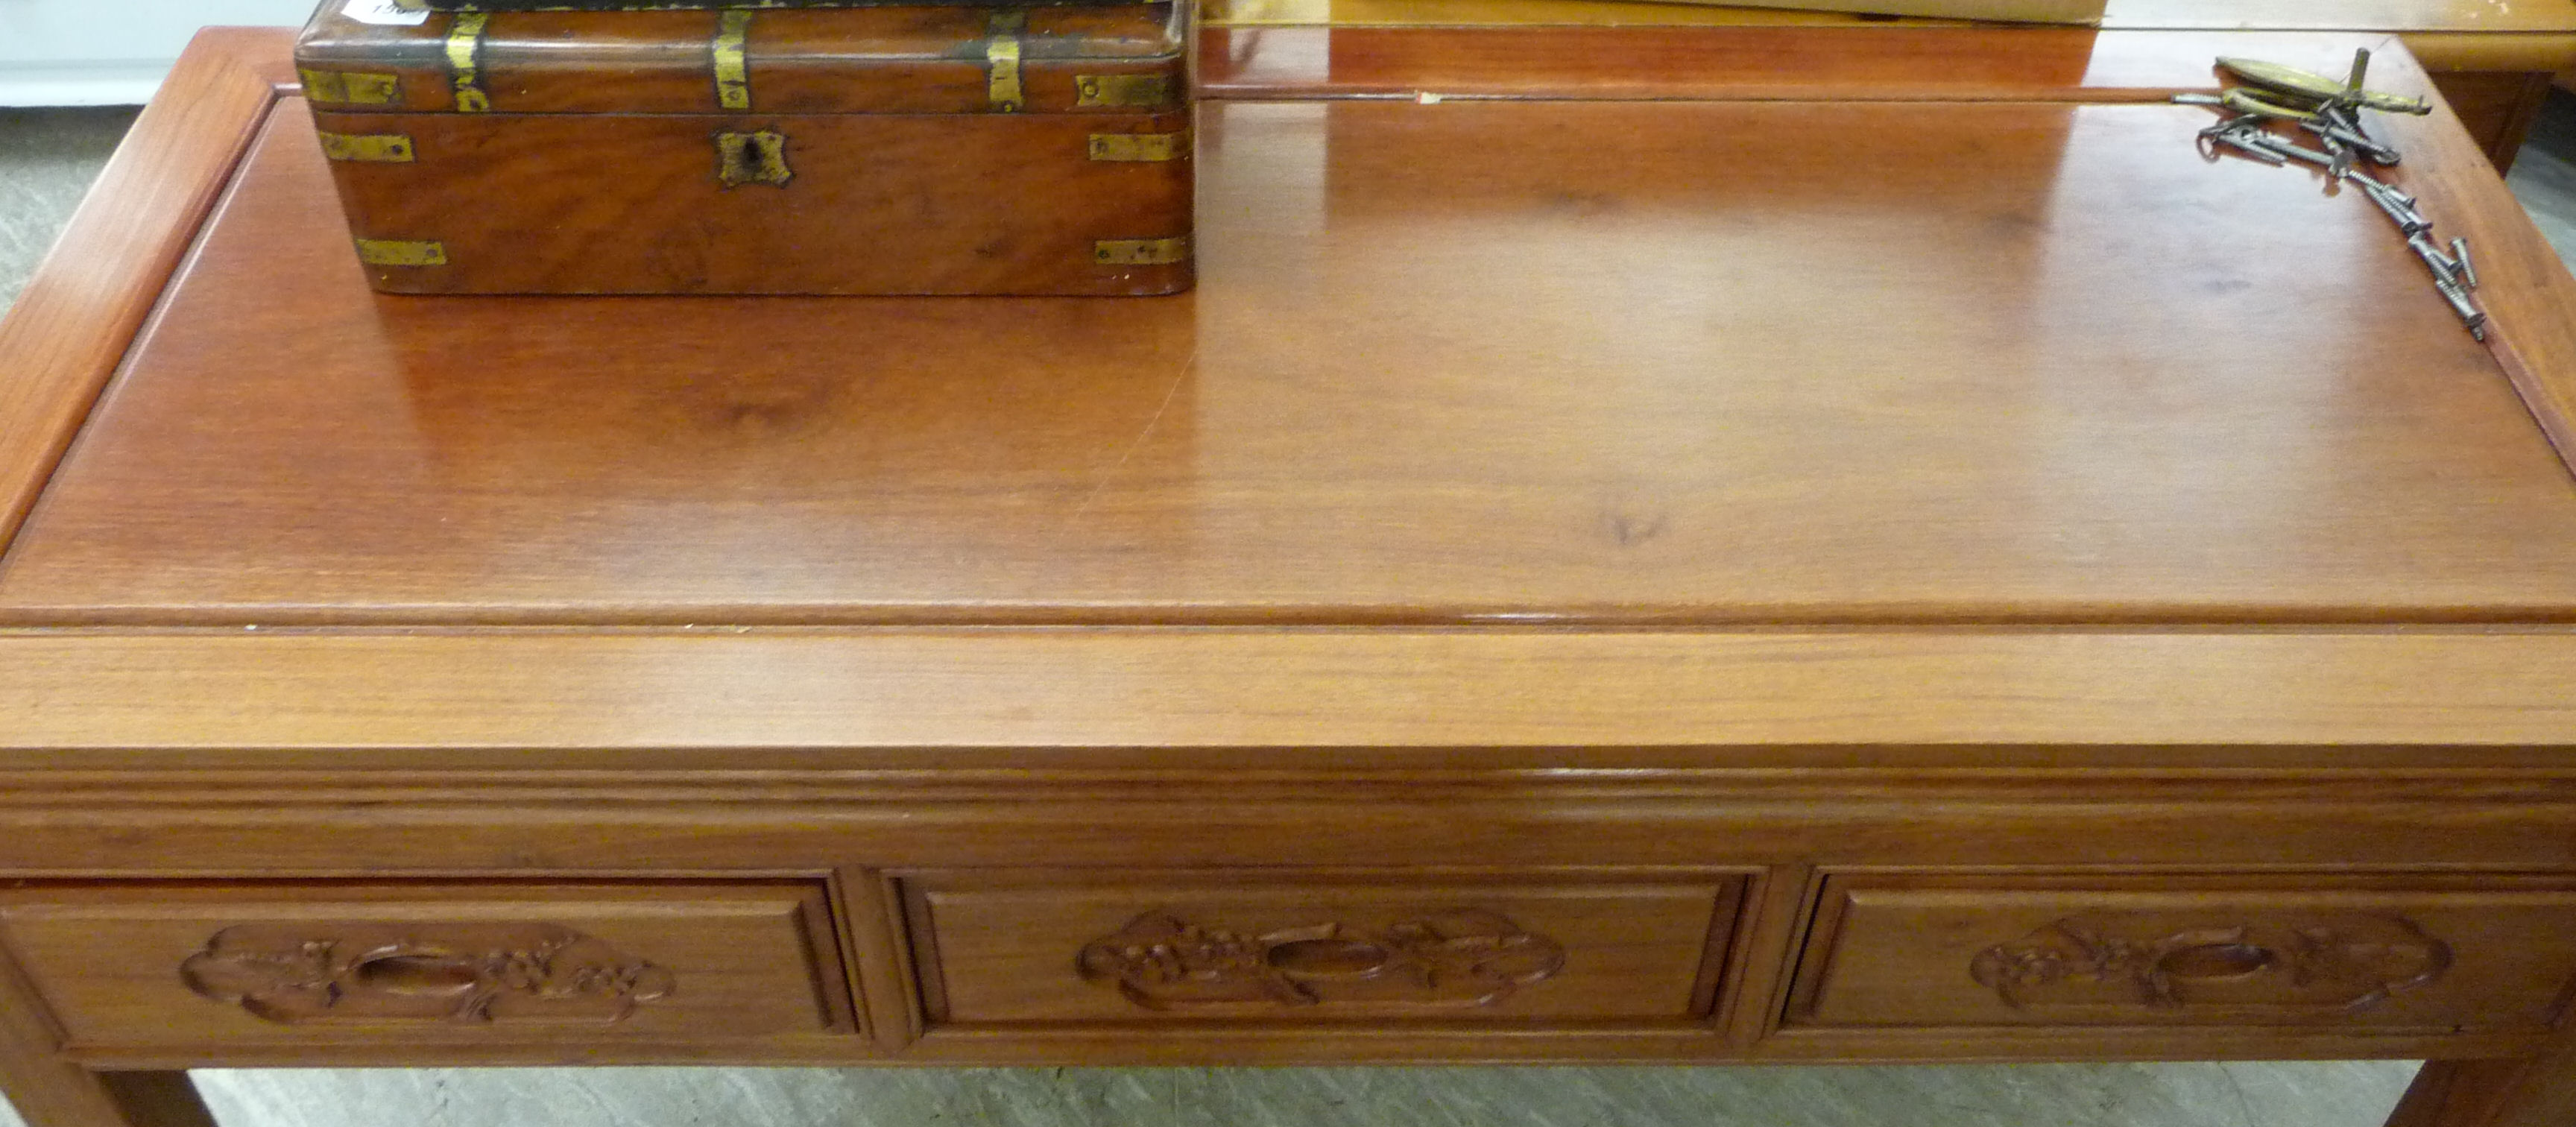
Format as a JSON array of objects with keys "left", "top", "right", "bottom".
[
  {"left": 299, "top": 69, "right": 402, "bottom": 107},
  {"left": 1076, "top": 74, "right": 1175, "bottom": 109},
  {"left": 318, "top": 133, "right": 418, "bottom": 162},
  {"left": 1095, "top": 236, "right": 1190, "bottom": 266},
  {"left": 713, "top": 10, "right": 754, "bottom": 111},
  {"left": 1087, "top": 129, "right": 1189, "bottom": 162},
  {"left": 446, "top": 12, "right": 492, "bottom": 113},
  {"left": 985, "top": 10, "right": 1027, "bottom": 113},
  {"left": 355, "top": 239, "right": 449, "bottom": 268}
]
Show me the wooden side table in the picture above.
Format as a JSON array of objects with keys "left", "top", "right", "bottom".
[
  {"left": 4, "top": 23, "right": 2576, "bottom": 1127},
  {"left": 1201, "top": 0, "right": 2576, "bottom": 169}
]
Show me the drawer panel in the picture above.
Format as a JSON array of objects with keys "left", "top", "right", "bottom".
[
  {"left": 1787, "top": 874, "right": 2576, "bottom": 1033},
  {"left": 0, "top": 883, "right": 856, "bottom": 1049},
  {"left": 902, "top": 872, "right": 1743, "bottom": 1027}
]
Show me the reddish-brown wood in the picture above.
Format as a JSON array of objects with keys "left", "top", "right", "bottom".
[
  {"left": 0, "top": 28, "right": 294, "bottom": 558},
  {"left": 10, "top": 46, "right": 2576, "bottom": 624},
  {"left": 300, "top": 5, "right": 1189, "bottom": 116},
  {"left": 2390, "top": 1034, "right": 2576, "bottom": 1127},
  {"left": 7, "top": 629, "right": 2576, "bottom": 757},
  {"left": 0, "top": 884, "right": 856, "bottom": 1058},
  {"left": 2372, "top": 54, "right": 2576, "bottom": 480},
  {"left": 1787, "top": 874, "right": 2576, "bottom": 1034},
  {"left": 0, "top": 951, "right": 212, "bottom": 1127},
  {"left": 2427, "top": 72, "right": 2556, "bottom": 171},
  {"left": 293, "top": 4, "right": 1191, "bottom": 294},
  {"left": 4, "top": 25, "right": 2576, "bottom": 1127},
  {"left": 900, "top": 871, "right": 1741, "bottom": 1027},
  {"left": 1193, "top": 5, "right": 2576, "bottom": 172},
  {"left": 309, "top": 108, "right": 1193, "bottom": 295},
  {"left": 1198, "top": 27, "right": 2428, "bottom": 101}
]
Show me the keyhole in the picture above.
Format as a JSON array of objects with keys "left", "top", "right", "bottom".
[{"left": 738, "top": 138, "right": 763, "bottom": 168}]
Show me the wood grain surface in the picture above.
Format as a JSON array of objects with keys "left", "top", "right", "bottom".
[
  {"left": 1787, "top": 875, "right": 2576, "bottom": 1033},
  {"left": 1196, "top": 0, "right": 2576, "bottom": 73},
  {"left": 311, "top": 109, "right": 1193, "bottom": 294},
  {"left": 5, "top": 28, "right": 2576, "bottom": 1121},
  {"left": 903, "top": 871, "right": 1738, "bottom": 1026},
  {"left": 3, "top": 628, "right": 2576, "bottom": 756},
  {"left": 0, "top": 28, "right": 293, "bottom": 561},
  {"left": 2375, "top": 56, "right": 2576, "bottom": 476},
  {"left": 1199, "top": 0, "right": 2576, "bottom": 34},
  {"left": 1192, "top": 1, "right": 2576, "bottom": 168},
  {"left": 1199, "top": 28, "right": 2431, "bottom": 101},
  {"left": 0, "top": 883, "right": 856, "bottom": 1056},
  {"left": 298, "top": 4, "right": 1187, "bottom": 116},
  {"left": 6, "top": 41, "right": 2575, "bottom": 625}
]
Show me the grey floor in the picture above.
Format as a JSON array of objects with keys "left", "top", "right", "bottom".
[{"left": 10, "top": 93, "right": 2576, "bottom": 1127}]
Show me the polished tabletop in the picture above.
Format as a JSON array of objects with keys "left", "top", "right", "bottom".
[{"left": 1, "top": 44, "right": 2572, "bottom": 630}]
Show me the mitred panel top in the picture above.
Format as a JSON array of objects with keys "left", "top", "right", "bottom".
[{"left": 4, "top": 30, "right": 2575, "bottom": 627}]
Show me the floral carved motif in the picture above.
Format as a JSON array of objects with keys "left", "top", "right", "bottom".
[
  {"left": 1076, "top": 909, "right": 1568, "bottom": 1011},
  {"left": 1967, "top": 912, "right": 2452, "bottom": 1012},
  {"left": 180, "top": 922, "right": 677, "bottom": 1024}
]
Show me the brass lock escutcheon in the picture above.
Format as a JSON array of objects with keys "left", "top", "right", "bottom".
[{"left": 716, "top": 130, "right": 793, "bottom": 189}]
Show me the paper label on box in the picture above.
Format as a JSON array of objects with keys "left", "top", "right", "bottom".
[{"left": 344, "top": 0, "right": 429, "bottom": 26}]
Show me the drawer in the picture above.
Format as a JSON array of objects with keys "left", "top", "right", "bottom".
[
  {"left": 899, "top": 871, "right": 1744, "bottom": 1029},
  {"left": 0, "top": 883, "right": 856, "bottom": 1051},
  {"left": 1785, "top": 874, "right": 2576, "bottom": 1033}
]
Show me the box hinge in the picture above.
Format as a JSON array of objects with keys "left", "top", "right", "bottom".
[
  {"left": 299, "top": 69, "right": 402, "bottom": 107},
  {"left": 1088, "top": 129, "right": 1190, "bottom": 162},
  {"left": 446, "top": 12, "right": 492, "bottom": 113},
  {"left": 1076, "top": 74, "right": 1175, "bottom": 109},
  {"left": 1094, "top": 236, "right": 1190, "bottom": 266},
  {"left": 355, "top": 239, "right": 449, "bottom": 268},
  {"left": 318, "top": 133, "right": 417, "bottom": 163},
  {"left": 713, "top": 10, "right": 754, "bottom": 110},
  {"left": 985, "top": 10, "right": 1027, "bottom": 113}
]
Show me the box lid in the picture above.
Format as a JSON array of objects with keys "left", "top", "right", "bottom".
[{"left": 294, "top": 2, "right": 1186, "bottom": 115}]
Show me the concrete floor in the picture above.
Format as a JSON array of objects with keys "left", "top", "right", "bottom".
[
  {"left": 0, "top": 106, "right": 136, "bottom": 315},
  {"left": 9, "top": 89, "right": 2576, "bottom": 1127}
]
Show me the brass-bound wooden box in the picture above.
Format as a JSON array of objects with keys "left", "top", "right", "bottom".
[{"left": 294, "top": 2, "right": 1193, "bottom": 295}]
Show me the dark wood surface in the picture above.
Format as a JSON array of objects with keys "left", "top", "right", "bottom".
[{"left": 4, "top": 24, "right": 2576, "bottom": 1127}]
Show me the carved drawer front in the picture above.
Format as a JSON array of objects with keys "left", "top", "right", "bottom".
[
  {"left": 0, "top": 883, "right": 856, "bottom": 1053},
  {"left": 899, "top": 871, "right": 1743, "bottom": 1029},
  {"left": 1784, "top": 874, "right": 2576, "bottom": 1033}
]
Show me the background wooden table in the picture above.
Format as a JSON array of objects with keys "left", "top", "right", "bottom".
[{"left": 1201, "top": 0, "right": 2576, "bottom": 169}]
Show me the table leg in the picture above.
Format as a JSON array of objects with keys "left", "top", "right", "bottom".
[
  {"left": 2387, "top": 1053, "right": 2576, "bottom": 1127},
  {"left": 2425, "top": 72, "right": 2554, "bottom": 173},
  {"left": 0, "top": 1058, "right": 213, "bottom": 1127},
  {"left": 0, "top": 947, "right": 213, "bottom": 1127}
]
